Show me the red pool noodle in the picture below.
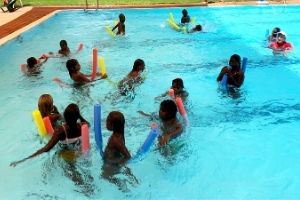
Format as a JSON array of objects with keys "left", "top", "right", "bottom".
[
  {"left": 91, "top": 48, "right": 98, "bottom": 80},
  {"left": 81, "top": 124, "right": 90, "bottom": 153}
]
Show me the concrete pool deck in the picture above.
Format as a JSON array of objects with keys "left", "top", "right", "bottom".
[{"left": 0, "top": 1, "right": 298, "bottom": 45}]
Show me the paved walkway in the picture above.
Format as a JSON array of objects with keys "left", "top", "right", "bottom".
[{"left": 0, "top": 1, "right": 297, "bottom": 44}]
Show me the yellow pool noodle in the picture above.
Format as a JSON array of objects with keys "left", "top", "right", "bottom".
[
  {"left": 105, "top": 26, "right": 116, "bottom": 37},
  {"left": 167, "top": 19, "right": 181, "bottom": 32},
  {"left": 32, "top": 110, "right": 47, "bottom": 137},
  {"left": 99, "top": 57, "right": 107, "bottom": 76},
  {"left": 169, "top": 13, "right": 175, "bottom": 23}
]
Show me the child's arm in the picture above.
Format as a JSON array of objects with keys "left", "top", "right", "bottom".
[
  {"left": 227, "top": 71, "right": 244, "bottom": 88},
  {"left": 137, "top": 111, "right": 152, "bottom": 117},
  {"left": 112, "top": 22, "right": 120, "bottom": 31},
  {"left": 217, "top": 67, "right": 228, "bottom": 82},
  {"left": 10, "top": 128, "right": 64, "bottom": 167},
  {"left": 159, "top": 121, "right": 183, "bottom": 145}
]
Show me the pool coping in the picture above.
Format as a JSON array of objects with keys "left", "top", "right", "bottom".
[{"left": 0, "top": 1, "right": 298, "bottom": 46}]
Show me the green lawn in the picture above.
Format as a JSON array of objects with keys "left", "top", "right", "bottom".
[{"left": 22, "top": 0, "right": 205, "bottom": 6}]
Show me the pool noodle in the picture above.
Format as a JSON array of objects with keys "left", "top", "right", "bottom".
[
  {"left": 220, "top": 74, "right": 228, "bottom": 90},
  {"left": 168, "top": 13, "right": 187, "bottom": 33},
  {"left": 242, "top": 57, "right": 248, "bottom": 73},
  {"left": 43, "top": 117, "right": 54, "bottom": 135},
  {"left": 91, "top": 48, "right": 98, "bottom": 80},
  {"left": 175, "top": 97, "right": 188, "bottom": 121},
  {"left": 32, "top": 110, "right": 47, "bottom": 137},
  {"left": 76, "top": 43, "right": 83, "bottom": 53},
  {"left": 94, "top": 104, "right": 103, "bottom": 157},
  {"left": 105, "top": 26, "right": 116, "bottom": 37},
  {"left": 136, "top": 126, "right": 159, "bottom": 156},
  {"left": 81, "top": 124, "right": 90, "bottom": 153},
  {"left": 98, "top": 57, "right": 107, "bottom": 76},
  {"left": 265, "top": 29, "right": 269, "bottom": 40}
]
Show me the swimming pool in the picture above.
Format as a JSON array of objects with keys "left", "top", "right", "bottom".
[{"left": 1, "top": 5, "right": 300, "bottom": 199}]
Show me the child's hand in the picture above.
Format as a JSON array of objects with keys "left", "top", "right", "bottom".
[
  {"left": 159, "top": 135, "right": 170, "bottom": 146},
  {"left": 10, "top": 161, "right": 21, "bottom": 167},
  {"left": 39, "top": 54, "right": 48, "bottom": 59}
]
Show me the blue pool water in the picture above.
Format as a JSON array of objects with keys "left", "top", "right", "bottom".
[{"left": 1, "top": 5, "right": 300, "bottom": 199}]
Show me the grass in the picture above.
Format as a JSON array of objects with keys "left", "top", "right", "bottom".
[{"left": 21, "top": 0, "right": 205, "bottom": 6}]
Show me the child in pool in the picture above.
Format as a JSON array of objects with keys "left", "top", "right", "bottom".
[
  {"left": 24, "top": 55, "right": 48, "bottom": 75},
  {"left": 269, "top": 31, "right": 293, "bottom": 53},
  {"left": 188, "top": 25, "right": 202, "bottom": 33},
  {"left": 118, "top": 59, "right": 145, "bottom": 95},
  {"left": 138, "top": 100, "right": 183, "bottom": 146},
  {"left": 158, "top": 100, "right": 183, "bottom": 146},
  {"left": 103, "top": 111, "right": 131, "bottom": 164},
  {"left": 10, "top": 103, "right": 89, "bottom": 167},
  {"left": 217, "top": 54, "right": 244, "bottom": 88},
  {"left": 112, "top": 13, "right": 126, "bottom": 35},
  {"left": 66, "top": 59, "right": 106, "bottom": 84},
  {"left": 181, "top": 9, "right": 190, "bottom": 24},
  {"left": 157, "top": 78, "right": 189, "bottom": 101},
  {"left": 58, "top": 40, "right": 70, "bottom": 56},
  {"left": 38, "top": 94, "right": 62, "bottom": 128}
]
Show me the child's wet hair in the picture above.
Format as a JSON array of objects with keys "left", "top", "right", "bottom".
[
  {"left": 229, "top": 54, "right": 241, "bottom": 68},
  {"left": 182, "top": 9, "right": 188, "bottom": 16},
  {"left": 64, "top": 103, "right": 81, "bottom": 127},
  {"left": 272, "top": 27, "right": 280, "bottom": 34},
  {"left": 38, "top": 94, "right": 53, "bottom": 117},
  {"left": 27, "top": 57, "right": 37, "bottom": 68},
  {"left": 107, "top": 111, "right": 125, "bottom": 134},
  {"left": 132, "top": 59, "right": 145, "bottom": 71},
  {"left": 60, "top": 40, "right": 68, "bottom": 46},
  {"left": 172, "top": 78, "right": 184, "bottom": 89},
  {"left": 160, "top": 100, "right": 178, "bottom": 120},
  {"left": 66, "top": 59, "right": 78, "bottom": 77},
  {"left": 195, "top": 25, "right": 202, "bottom": 31},
  {"left": 119, "top": 13, "right": 126, "bottom": 23}
]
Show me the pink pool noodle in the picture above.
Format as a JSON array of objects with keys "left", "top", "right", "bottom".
[
  {"left": 91, "top": 48, "right": 98, "bottom": 80},
  {"left": 81, "top": 124, "right": 90, "bottom": 153},
  {"left": 175, "top": 97, "right": 187, "bottom": 120},
  {"left": 76, "top": 43, "right": 83, "bottom": 53},
  {"left": 168, "top": 89, "right": 175, "bottom": 98},
  {"left": 43, "top": 117, "right": 54, "bottom": 135}
]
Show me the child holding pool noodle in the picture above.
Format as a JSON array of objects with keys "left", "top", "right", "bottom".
[
  {"left": 111, "top": 13, "right": 126, "bottom": 35},
  {"left": 217, "top": 54, "right": 245, "bottom": 88},
  {"left": 66, "top": 59, "right": 106, "bottom": 84},
  {"left": 10, "top": 104, "right": 89, "bottom": 167},
  {"left": 38, "top": 94, "right": 62, "bottom": 128}
]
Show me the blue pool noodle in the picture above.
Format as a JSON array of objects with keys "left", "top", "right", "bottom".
[
  {"left": 136, "top": 128, "right": 159, "bottom": 157},
  {"left": 94, "top": 104, "right": 103, "bottom": 157},
  {"left": 242, "top": 57, "right": 248, "bottom": 73},
  {"left": 220, "top": 74, "right": 228, "bottom": 90},
  {"left": 265, "top": 29, "right": 269, "bottom": 40}
]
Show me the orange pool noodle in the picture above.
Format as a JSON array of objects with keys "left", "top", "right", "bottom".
[{"left": 43, "top": 116, "right": 54, "bottom": 135}]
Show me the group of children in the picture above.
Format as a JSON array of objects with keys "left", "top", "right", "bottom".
[
  {"left": 13, "top": 9, "right": 294, "bottom": 168},
  {"left": 11, "top": 78, "right": 187, "bottom": 166},
  {"left": 268, "top": 27, "right": 293, "bottom": 53}
]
